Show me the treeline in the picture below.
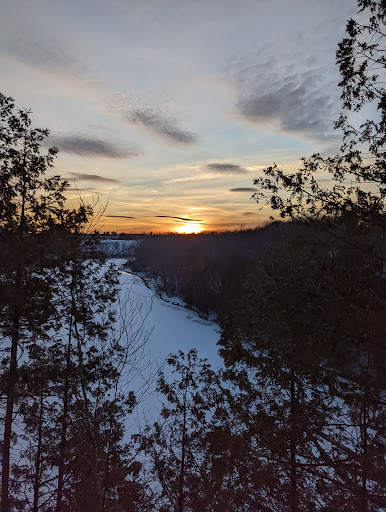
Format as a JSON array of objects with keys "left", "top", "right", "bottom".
[
  {"left": 129, "top": 223, "right": 336, "bottom": 320},
  {"left": 99, "top": 239, "right": 137, "bottom": 258},
  {"left": 129, "top": 228, "right": 268, "bottom": 319}
]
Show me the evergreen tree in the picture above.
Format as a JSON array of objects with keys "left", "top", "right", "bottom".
[
  {"left": 252, "top": 0, "right": 385, "bottom": 229},
  {"left": 0, "top": 93, "right": 150, "bottom": 511},
  {"left": 15, "top": 344, "right": 64, "bottom": 512},
  {"left": 0, "top": 92, "right": 91, "bottom": 512},
  {"left": 55, "top": 253, "right": 146, "bottom": 512},
  {"left": 137, "top": 349, "right": 224, "bottom": 512},
  {"left": 219, "top": 230, "right": 385, "bottom": 510},
  {"left": 18, "top": 243, "right": 151, "bottom": 512}
]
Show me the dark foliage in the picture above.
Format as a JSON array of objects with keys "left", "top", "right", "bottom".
[
  {"left": 130, "top": 224, "right": 313, "bottom": 321},
  {"left": 0, "top": 94, "right": 148, "bottom": 512},
  {"left": 219, "top": 225, "right": 385, "bottom": 510}
]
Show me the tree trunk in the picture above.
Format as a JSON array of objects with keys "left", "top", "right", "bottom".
[
  {"left": 359, "top": 345, "right": 370, "bottom": 512},
  {"left": 73, "top": 295, "right": 102, "bottom": 512},
  {"left": 289, "top": 372, "right": 299, "bottom": 512},
  {"left": 56, "top": 323, "right": 72, "bottom": 512},
  {"left": 1, "top": 309, "right": 20, "bottom": 512},
  {"left": 2, "top": 146, "right": 27, "bottom": 512},
  {"left": 33, "top": 388, "right": 45, "bottom": 512},
  {"left": 178, "top": 392, "right": 187, "bottom": 512},
  {"left": 101, "top": 413, "right": 114, "bottom": 511}
]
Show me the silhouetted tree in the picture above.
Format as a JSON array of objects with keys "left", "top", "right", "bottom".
[
  {"left": 137, "top": 350, "right": 226, "bottom": 512},
  {"left": 219, "top": 230, "right": 385, "bottom": 510},
  {"left": 252, "top": 1, "right": 385, "bottom": 231},
  {"left": 220, "top": 3, "right": 386, "bottom": 508},
  {"left": 55, "top": 257, "right": 150, "bottom": 512},
  {"left": 0, "top": 92, "right": 92, "bottom": 512},
  {"left": 0, "top": 93, "right": 150, "bottom": 511}
]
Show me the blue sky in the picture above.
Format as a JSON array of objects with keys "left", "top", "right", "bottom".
[{"left": 0, "top": 0, "right": 355, "bottom": 232}]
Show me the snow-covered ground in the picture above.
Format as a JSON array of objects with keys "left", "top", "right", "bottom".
[
  {"left": 107, "top": 257, "right": 222, "bottom": 429},
  {"left": 101, "top": 240, "right": 223, "bottom": 427},
  {"left": 118, "top": 269, "right": 221, "bottom": 364},
  {"left": 99, "top": 239, "right": 222, "bottom": 366}
]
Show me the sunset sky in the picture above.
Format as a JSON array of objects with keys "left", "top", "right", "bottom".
[{"left": 1, "top": 0, "right": 355, "bottom": 233}]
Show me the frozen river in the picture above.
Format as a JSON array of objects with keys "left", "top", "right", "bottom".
[
  {"left": 108, "top": 258, "right": 223, "bottom": 428},
  {"left": 117, "top": 265, "right": 221, "bottom": 364}
]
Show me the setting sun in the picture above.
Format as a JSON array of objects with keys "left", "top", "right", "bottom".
[{"left": 175, "top": 223, "right": 204, "bottom": 234}]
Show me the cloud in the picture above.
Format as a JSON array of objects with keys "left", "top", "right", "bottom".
[
  {"left": 106, "top": 215, "right": 135, "bottom": 219},
  {"left": 5, "top": 37, "right": 85, "bottom": 77},
  {"left": 156, "top": 215, "right": 204, "bottom": 222},
  {"left": 109, "top": 93, "right": 198, "bottom": 146},
  {"left": 66, "top": 187, "right": 96, "bottom": 192},
  {"left": 229, "top": 187, "right": 257, "bottom": 192},
  {"left": 236, "top": 69, "right": 338, "bottom": 142},
  {"left": 7, "top": 37, "right": 198, "bottom": 148},
  {"left": 126, "top": 108, "right": 198, "bottom": 145},
  {"left": 8, "top": 39, "right": 199, "bottom": 149},
  {"left": 228, "top": 23, "right": 343, "bottom": 144},
  {"left": 243, "top": 211, "right": 255, "bottom": 216},
  {"left": 48, "top": 135, "right": 138, "bottom": 159},
  {"left": 163, "top": 174, "right": 213, "bottom": 185},
  {"left": 3, "top": 33, "right": 197, "bottom": 149},
  {"left": 67, "top": 172, "right": 121, "bottom": 183},
  {"left": 206, "top": 163, "right": 248, "bottom": 174}
]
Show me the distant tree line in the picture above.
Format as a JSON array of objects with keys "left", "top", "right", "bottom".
[
  {"left": 129, "top": 222, "right": 369, "bottom": 321},
  {"left": 129, "top": 228, "right": 268, "bottom": 319}
]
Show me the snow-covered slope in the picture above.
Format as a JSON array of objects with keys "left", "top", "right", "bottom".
[
  {"left": 110, "top": 260, "right": 222, "bottom": 429},
  {"left": 118, "top": 267, "right": 221, "bottom": 366}
]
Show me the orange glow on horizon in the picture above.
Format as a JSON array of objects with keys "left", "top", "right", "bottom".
[{"left": 175, "top": 223, "right": 204, "bottom": 234}]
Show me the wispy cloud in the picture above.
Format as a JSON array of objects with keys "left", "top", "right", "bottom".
[
  {"left": 66, "top": 187, "right": 96, "bottom": 192},
  {"left": 67, "top": 172, "right": 121, "bottom": 183},
  {"left": 236, "top": 68, "right": 338, "bottom": 142},
  {"left": 207, "top": 163, "right": 248, "bottom": 174},
  {"left": 163, "top": 174, "right": 212, "bottom": 185},
  {"left": 228, "top": 15, "right": 345, "bottom": 144},
  {"left": 229, "top": 187, "right": 257, "bottom": 192},
  {"left": 156, "top": 215, "right": 204, "bottom": 222},
  {"left": 106, "top": 215, "right": 135, "bottom": 219},
  {"left": 48, "top": 135, "right": 138, "bottom": 159},
  {"left": 6, "top": 35, "right": 198, "bottom": 148},
  {"left": 125, "top": 107, "right": 198, "bottom": 145},
  {"left": 5, "top": 36, "right": 86, "bottom": 77},
  {"left": 5, "top": 35, "right": 199, "bottom": 149}
]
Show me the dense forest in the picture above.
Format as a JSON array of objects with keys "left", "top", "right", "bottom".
[
  {"left": 129, "top": 220, "right": 381, "bottom": 322},
  {"left": 0, "top": 0, "right": 385, "bottom": 511}
]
